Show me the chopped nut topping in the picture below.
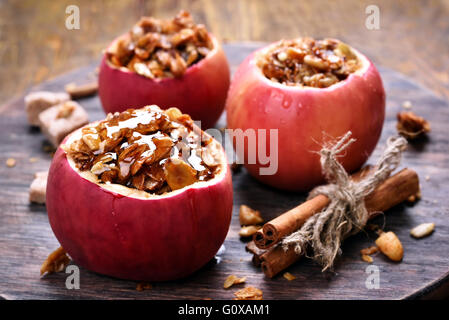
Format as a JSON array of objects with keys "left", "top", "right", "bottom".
[
  {"left": 223, "top": 275, "right": 246, "bottom": 289},
  {"left": 234, "top": 287, "right": 263, "bottom": 300},
  {"left": 396, "top": 111, "right": 431, "bottom": 140},
  {"left": 257, "top": 38, "right": 360, "bottom": 88},
  {"left": 239, "top": 225, "right": 261, "bottom": 238},
  {"left": 375, "top": 231, "right": 404, "bottom": 262},
  {"left": 410, "top": 223, "right": 435, "bottom": 239},
  {"left": 107, "top": 11, "right": 213, "bottom": 79},
  {"left": 56, "top": 101, "right": 76, "bottom": 119},
  {"left": 136, "top": 282, "right": 152, "bottom": 291},
  {"left": 283, "top": 272, "right": 296, "bottom": 281},
  {"left": 6, "top": 158, "right": 16, "bottom": 167},
  {"left": 40, "top": 247, "right": 71, "bottom": 276},
  {"left": 65, "top": 105, "right": 220, "bottom": 195},
  {"left": 239, "top": 205, "right": 264, "bottom": 226}
]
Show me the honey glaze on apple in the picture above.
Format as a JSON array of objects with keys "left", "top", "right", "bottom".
[
  {"left": 106, "top": 10, "right": 213, "bottom": 79},
  {"left": 63, "top": 105, "right": 221, "bottom": 194},
  {"left": 257, "top": 38, "right": 361, "bottom": 88}
]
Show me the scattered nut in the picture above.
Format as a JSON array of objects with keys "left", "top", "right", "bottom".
[
  {"left": 233, "top": 287, "right": 263, "bottom": 300},
  {"left": 239, "top": 225, "right": 261, "bottom": 238},
  {"left": 29, "top": 157, "right": 39, "bottom": 163},
  {"left": 361, "top": 254, "right": 373, "bottom": 263},
  {"left": 40, "top": 247, "right": 70, "bottom": 276},
  {"left": 375, "top": 231, "right": 404, "bottom": 262},
  {"left": 410, "top": 223, "right": 435, "bottom": 239},
  {"left": 6, "top": 158, "right": 16, "bottom": 167},
  {"left": 136, "top": 282, "right": 152, "bottom": 291},
  {"left": 396, "top": 111, "right": 431, "bottom": 140},
  {"left": 283, "top": 272, "right": 296, "bottom": 281},
  {"left": 223, "top": 275, "right": 246, "bottom": 289},
  {"left": 239, "top": 205, "right": 264, "bottom": 226},
  {"left": 360, "top": 246, "right": 378, "bottom": 256}
]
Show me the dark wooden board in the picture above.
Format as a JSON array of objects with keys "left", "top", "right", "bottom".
[{"left": 0, "top": 43, "right": 448, "bottom": 300}]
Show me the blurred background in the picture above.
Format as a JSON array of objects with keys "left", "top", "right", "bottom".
[{"left": 0, "top": 0, "right": 448, "bottom": 104}]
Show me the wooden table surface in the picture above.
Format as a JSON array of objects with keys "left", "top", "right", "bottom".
[{"left": 0, "top": 0, "right": 448, "bottom": 104}]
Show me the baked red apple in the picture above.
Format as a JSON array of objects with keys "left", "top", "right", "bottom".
[
  {"left": 46, "top": 105, "right": 233, "bottom": 281},
  {"left": 99, "top": 11, "right": 230, "bottom": 129},
  {"left": 226, "top": 38, "right": 385, "bottom": 191}
]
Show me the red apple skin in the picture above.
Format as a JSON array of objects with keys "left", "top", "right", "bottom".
[
  {"left": 98, "top": 35, "right": 230, "bottom": 129},
  {"left": 46, "top": 135, "right": 233, "bottom": 281},
  {"left": 226, "top": 45, "right": 385, "bottom": 191}
]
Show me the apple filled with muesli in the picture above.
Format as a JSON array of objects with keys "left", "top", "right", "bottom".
[
  {"left": 226, "top": 38, "right": 385, "bottom": 191},
  {"left": 99, "top": 11, "right": 230, "bottom": 129},
  {"left": 46, "top": 105, "right": 233, "bottom": 281}
]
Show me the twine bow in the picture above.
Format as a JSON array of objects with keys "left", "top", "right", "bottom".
[{"left": 281, "top": 131, "right": 407, "bottom": 271}]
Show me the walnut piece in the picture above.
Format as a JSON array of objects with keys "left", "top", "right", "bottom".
[
  {"left": 375, "top": 231, "right": 403, "bottom": 262},
  {"left": 40, "top": 247, "right": 71, "bottom": 276},
  {"left": 396, "top": 111, "right": 430, "bottom": 140}
]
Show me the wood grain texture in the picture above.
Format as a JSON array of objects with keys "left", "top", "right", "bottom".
[
  {"left": 0, "top": 43, "right": 448, "bottom": 300},
  {"left": 0, "top": 0, "right": 448, "bottom": 105}
]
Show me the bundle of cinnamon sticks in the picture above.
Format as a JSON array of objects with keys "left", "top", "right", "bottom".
[{"left": 246, "top": 167, "right": 420, "bottom": 278}]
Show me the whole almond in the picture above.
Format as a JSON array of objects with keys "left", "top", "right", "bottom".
[{"left": 375, "top": 231, "right": 403, "bottom": 262}]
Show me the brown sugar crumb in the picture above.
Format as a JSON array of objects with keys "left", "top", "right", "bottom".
[
  {"left": 283, "top": 272, "right": 296, "bottom": 281},
  {"left": 136, "top": 282, "right": 152, "bottom": 291},
  {"left": 107, "top": 11, "right": 213, "bottom": 79},
  {"left": 223, "top": 274, "right": 246, "bottom": 289},
  {"left": 6, "top": 158, "right": 16, "bottom": 167},
  {"left": 40, "top": 247, "right": 71, "bottom": 276},
  {"left": 234, "top": 286, "right": 263, "bottom": 300},
  {"left": 239, "top": 205, "right": 264, "bottom": 226},
  {"left": 396, "top": 111, "right": 431, "bottom": 140}
]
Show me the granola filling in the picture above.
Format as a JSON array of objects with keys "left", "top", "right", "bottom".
[
  {"left": 257, "top": 38, "right": 361, "bottom": 88},
  {"left": 64, "top": 105, "right": 221, "bottom": 195},
  {"left": 107, "top": 10, "right": 213, "bottom": 79}
]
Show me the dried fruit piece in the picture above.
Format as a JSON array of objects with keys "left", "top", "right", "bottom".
[
  {"left": 239, "top": 205, "right": 264, "bottom": 226},
  {"left": 239, "top": 225, "right": 261, "bottom": 238},
  {"left": 283, "top": 272, "right": 296, "bottom": 281},
  {"left": 375, "top": 231, "right": 404, "bottom": 262},
  {"left": 223, "top": 275, "right": 246, "bottom": 289},
  {"left": 410, "top": 223, "right": 435, "bottom": 239},
  {"left": 396, "top": 111, "right": 431, "bottom": 140},
  {"left": 6, "top": 158, "right": 16, "bottom": 167},
  {"left": 234, "top": 287, "right": 263, "bottom": 300},
  {"left": 40, "top": 247, "right": 71, "bottom": 276},
  {"left": 164, "top": 158, "right": 197, "bottom": 190}
]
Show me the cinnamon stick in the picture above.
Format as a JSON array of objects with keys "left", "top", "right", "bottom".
[
  {"left": 254, "top": 165, "right": 374, "bottom": 249},
  {"left": 259, "top": 168, "right": 419, "bottom": 278},
  {"left": 245, "top": 241, "right": 266, "bottom": 267}
]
